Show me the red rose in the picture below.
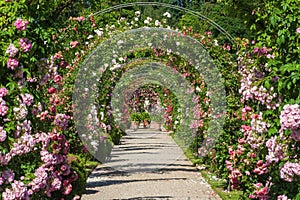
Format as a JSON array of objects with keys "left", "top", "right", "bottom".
[{"left": 48, "top": 87, "right": 56, "bottom": 94}]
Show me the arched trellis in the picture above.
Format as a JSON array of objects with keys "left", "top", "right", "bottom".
[
  {"left": 73, "top": 3, "right": 230, "bottom": 162},
  {"left": 111, "top": 61, "right": 195, "bottom": 133},
  {"left": 91, "top": 2, "right": 234, "bottom": 43},
  {"left": 73, "top": 29, "right": 227, "bottom": 162}
]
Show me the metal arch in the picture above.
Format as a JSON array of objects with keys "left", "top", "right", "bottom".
[{"left": 90, "top": 2, "right": 234, "bottom": 43}]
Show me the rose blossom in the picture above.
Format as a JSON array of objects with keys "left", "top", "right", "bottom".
[
  {"left": 14, "top": 18, "right": 29, "bottom": 31},
  {"left": 7, "top": 58, "right": 18, "bottom": 70},
  {"left": 280, "top": 162, "right": 300, "bottom": 182},
  {"left": 265, "top": 136, "right": 284, "bottom": 165},
  {"left": 277, "top": 195, "right": 290, "bottom": 200},
  {"left": 0, "top": 98, "right": 9, "bottom": 116},
  {"left": 291, "top": 129, "right": 300, "bottom": 142},
  {"left": 53, "top": 75, "right": 62, "bottom": 83},
  {"left": 0, "top": 126, "right": 7, "bottom": 142},
  {"left": 70, "top": 41, "right": 79, "bottom": 48},
  {"left": 9, "top": 180, "right": 29, "bottom": 199},
  {"left": 13, "top": 103, "right": 28, "bottom": 120},
  {"left": 62, "top": 183, "right": 72, "bottom": 195},
  {"left": 253, "top": 160, "right": 268, "bottom": 175},
  {"left": 20, "top": 93, "right": 34, "bottom": 106},
  {"left": 0, "top": 88, "right": 8, "bottom": 97},
  {"left": 54, "top": 113, "right": 68, "bottom": 130},
  {"left": 77, "top": 16, "right": 84, "bottom": 22},
  {"left": 250, "top": 183, "right": 270, "bottom": 200},
  {"left": 54, "top": 51, "right": 63, "bottom": 59},
  {"left": 2, "top": 169, "right": 15, "bottom": 183},
  {"left": 280, "top": 104, "right": 300, "bottom": 130},
  {"left": 6, "top": 44, "right": 18, "bottom": 57},
  {"left": 73, "top": 195, "right": 80, "bottom": 200},
  {"left": 51, "top": 178, "right": 62, "bottom": 191},
  {"left": 0, "top": 177, "right": 4, "bottom": 185},
  {"left": 60, "top": 60, "right": 69, "bottom": 68},
  {"left": 163, "top": 12, "right": 171, "bottom": 18},
  {"left": 48, "top": 87, "right": 56, "bottom": 94},
  {"left": 19, "top": 38, "right": 32, "bottom": 52},
  {"left": 61, "top": 178, "right": 73, "bottom": 194}
]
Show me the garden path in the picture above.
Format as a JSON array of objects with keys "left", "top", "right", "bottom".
[{"left": 81, "top": 129, "right": 221, "bottom": 200}]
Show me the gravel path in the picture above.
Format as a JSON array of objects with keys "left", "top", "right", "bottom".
[{"left": 81, "top": 130, "right": 221, "bottom": 200}]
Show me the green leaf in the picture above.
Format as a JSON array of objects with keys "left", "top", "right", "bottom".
[
  {"left": 276, "top": 35, "right": 285, "bottom": 45},
  {"left": 270, "top": 15, "right": 277, "bottom": 26},
  {"left": 264, "top": 79, "right": 270, "bottom": 89}
]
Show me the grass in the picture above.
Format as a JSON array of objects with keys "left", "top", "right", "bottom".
[
  {"left": 200, "top": 170, "right": 242, "bottom": 200},
  {"left": 85, "top": 159, "right": 100, "bottom": 177},
  {"left": 171, "top": 133, "right": 243, "bottom": 200}
]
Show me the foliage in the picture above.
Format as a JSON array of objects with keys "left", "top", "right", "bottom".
[
  {"left": 130, "top": 112, "right": 141, "bottom": 123},
  {"left": 140, "top": 112, "right": 151, "bottom": 122}
]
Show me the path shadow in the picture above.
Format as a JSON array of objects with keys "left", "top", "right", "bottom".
[
  {"left": 111, "top": 151, "right": 158, "bottom": 155},
  {"left": 118, "top": 196, "right": 173, "bottom": 199},
  {"left": 94, "top": 161, "right": 196, "bottom": 173},
  {"left": 114, "top": 147, "right": 159, "bottom": 151},
  {"left": 91, "top": 167, "right": 129, "bottom": 177},
  {"left": 84, "top": 189, "right": 98, "bottom": 194},
  {"left": 121, "top": 136, "right": 162, "bottom": 140},
  {"left": 86, "top": 177, "right": 188, "bottom": 188}
]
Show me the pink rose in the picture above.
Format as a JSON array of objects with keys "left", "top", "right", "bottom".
[
  {"left": 14, "top": 18, "right": 29, "bottom": 31},
  {"left": 70, "top": 41, "right": 79, "bottom": 48},
  {"left": 62, "top": 184, "right": 72, "bottom": 195},
  {"left": 0, "top": 88, "right": 8, "bottom": 97},
  {"left": 6, "top": 44, "right": 18, "bottom": 57},
  {"left": 54, "top": 75, "right": 62, "bottom": 83},
  {"left": 2, "top": 169, "right": 15, "bottom": 183},
  {"left": 257, "top": 160, "right": 263, "bottom": 166},
  {"left": 77, "top": 16, "right": 85, "bottom": 22},
  {"left": 0, "top": 126, "right": 7, "bottom": 142},
  {"left": 7, "top": 58, "right": 18, "bottom": 70},
  {"left": 19, "top": 38, "right": 32, "bottom": 52}
]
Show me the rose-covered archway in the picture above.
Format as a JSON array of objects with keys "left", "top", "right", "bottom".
[{"left": 1, "top": 1, "right": 299, "bottom": 200}]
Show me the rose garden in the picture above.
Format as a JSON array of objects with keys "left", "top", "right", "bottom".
[{"left": 0, "top": 1, "right": 299, "bottom": 199}]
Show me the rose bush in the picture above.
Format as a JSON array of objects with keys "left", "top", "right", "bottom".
[{"left": 0, "top": 1, "right": 98, "bottom": 199}]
